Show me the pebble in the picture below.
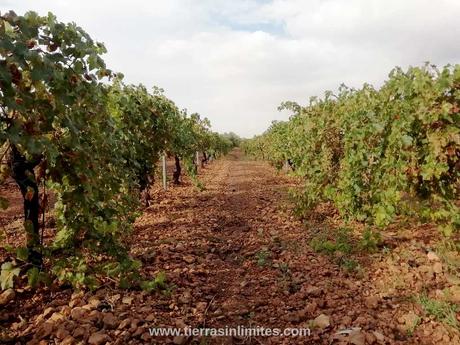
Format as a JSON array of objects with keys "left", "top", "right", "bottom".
[
  {"left": 88, "top": 331, "right": 110, "bottom": 345},
  {"left": 364, "top": 295, "right": 379, "bottom": 309},
  {"left": 313, "top": 314, "right": 330, "bottom": 330},
  {"left": 0, "top": 289, "right": 15, "bottom": 306}
]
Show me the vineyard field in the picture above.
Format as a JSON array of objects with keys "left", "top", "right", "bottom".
[
  {"left": 1, "top": 8, "right": 460, "bottom": 345},
  {"left": 1, "top": 150, "right": 459, "bottom": 344}
]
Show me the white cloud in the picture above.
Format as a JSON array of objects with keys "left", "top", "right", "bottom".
[{"left": 2, "top": 0, "right": 459, "bottom": 137}]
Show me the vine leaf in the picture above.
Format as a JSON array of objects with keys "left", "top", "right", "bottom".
[{"left": 0, "top": 262, "right": 20, "bottom": 290}]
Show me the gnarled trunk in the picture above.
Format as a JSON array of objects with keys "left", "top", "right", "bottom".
[
  {"left": 9, "top": 145, "right": 42, "bottom": 266},
  {"left": 173, "top": 155, "right": 181, "bottom": 184},
  {"left": 201, "top": 151, "right": 208, "bottom": 168},
  {"left": 138, "top": 165, "right": 151, "bottom": 207}
]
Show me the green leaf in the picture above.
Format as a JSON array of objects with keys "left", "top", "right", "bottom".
[
  {"left": 4, "top": 21, "right": 14, "bottom": 36},
  {"left": 16, "top": 247, "right": 29, "bottom": 262},
  {"left": 27, "top": 267, "right": 40, "bottom": 288},
  {"left": 401, "top": 135, "right": 413, "bottom": 147},
  {"left": 0, "top": 262, "right": 20, "bottom": 290}
]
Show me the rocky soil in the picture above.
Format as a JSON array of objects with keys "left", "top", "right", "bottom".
[{"left": 1, "top": 150, "right": 460, "bottom": 344}]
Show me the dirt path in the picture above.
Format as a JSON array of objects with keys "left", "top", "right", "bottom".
[
  {"left": 2, "top": 150, "right": 458, "bottom": 344},
  {"left": 132, "top": 150, "right": 410, "bottom": 344}
]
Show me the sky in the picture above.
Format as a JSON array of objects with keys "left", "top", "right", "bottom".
[{"left": 1, "top": 0, "right": 460, "bottom": 137}]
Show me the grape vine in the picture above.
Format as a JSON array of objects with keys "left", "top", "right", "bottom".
[
  {"left": 0, "top": 11, "right": 234, "bottom": 289},
  {"left": 244, "top": 64, "right": 460, "bottom": 235}
]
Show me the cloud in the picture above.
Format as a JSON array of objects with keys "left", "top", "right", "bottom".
[{"left": 2, "top": 0, "right": 459, "bottom": 137}]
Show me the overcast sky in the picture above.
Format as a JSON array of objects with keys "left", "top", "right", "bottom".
[{"left": 2, "top": 1, "right": 460, "bottom": 137}]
